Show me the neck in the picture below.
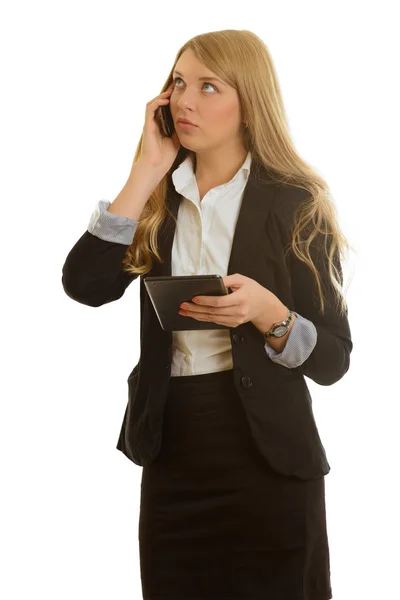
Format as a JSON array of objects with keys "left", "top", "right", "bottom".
[{"left": 194, "top": 145, "right": 249, "bottom": 187}]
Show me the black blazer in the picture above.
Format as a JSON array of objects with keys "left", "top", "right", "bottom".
[{"left": 62, "top": 160, "right": 353, "bottom": 481}]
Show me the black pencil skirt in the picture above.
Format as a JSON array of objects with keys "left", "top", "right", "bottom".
[{"left": 139, "top": 368, "right": 333, "bottom": 600}]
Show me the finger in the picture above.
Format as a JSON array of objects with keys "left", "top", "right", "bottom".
[
  {"left": 188, "top": 311, "right": 232, "bottom": 327},
  {"left": 146, "top": 84, "right": 175, "bottom": 107},
  {"left": 184, "top": 302, "right": 231, "bottom": 315},
  {"left": 180, "top": 302, "right": 208, "bottom": 313},
  {"left": 192, "top": 295, "right": 234, "bottom": 307}
]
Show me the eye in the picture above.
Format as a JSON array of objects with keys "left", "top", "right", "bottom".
[{"left": 172, "top": 77, "right": 217, "bottom": 92}]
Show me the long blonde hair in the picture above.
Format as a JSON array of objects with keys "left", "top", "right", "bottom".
[{"left": 122, "top": 29, "right": 353, "bottom": 316}]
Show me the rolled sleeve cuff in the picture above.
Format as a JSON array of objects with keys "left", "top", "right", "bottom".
[
  {"left": 264, "top": 311, "right": 317, "bottom": 368},
  {"left": 87, "top": 199, "right": 139, "bottom": 245}
]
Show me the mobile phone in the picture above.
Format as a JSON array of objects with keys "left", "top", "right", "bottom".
[{"left": 157, "top": 103, "right": 175, "bottom": 137}]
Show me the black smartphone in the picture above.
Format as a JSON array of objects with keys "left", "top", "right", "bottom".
[{"left": 157, "top": 102, "right": 175, "bottom": 137}]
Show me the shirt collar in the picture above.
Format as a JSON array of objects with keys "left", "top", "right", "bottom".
[{"left": 172, "top": 150, "right": 252, "bottom": 197}]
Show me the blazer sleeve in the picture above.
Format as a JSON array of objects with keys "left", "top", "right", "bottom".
[
  {"left": 61, "top": 200, "right": 140, "bottom": 307},
  {"left": 277, "top": 186, "right": 353, "bottom": 386}
]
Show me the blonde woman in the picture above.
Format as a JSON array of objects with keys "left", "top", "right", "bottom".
[{"left": 62, "top": 29, "right": 353, "bottom": 599}]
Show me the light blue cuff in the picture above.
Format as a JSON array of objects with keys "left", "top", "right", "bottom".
[
  {"left": 87, "top": 199, "right": 139, "bottom": 245},
  {"left": 264, "top": 311, "right": 317, "bottom": 368}
]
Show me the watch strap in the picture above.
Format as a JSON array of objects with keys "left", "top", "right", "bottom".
[{"left": 263, "top": 308, "right": 294, "bottom": 338}]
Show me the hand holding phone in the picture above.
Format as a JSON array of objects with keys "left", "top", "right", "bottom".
[{"left": 140, "top": 83, "right": 181, "bottom": 172}]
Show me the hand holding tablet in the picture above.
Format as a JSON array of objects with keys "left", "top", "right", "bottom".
[{"left": 143, "top": 274, "right": 232, "bottom": 331}]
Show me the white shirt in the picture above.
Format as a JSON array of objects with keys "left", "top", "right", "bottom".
[{"left": 87, "top": 151, "right": 317, "bottom": 376}]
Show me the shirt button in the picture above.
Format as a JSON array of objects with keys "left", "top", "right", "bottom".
[{"left": 184, "top": 355, "right": 191, "bottom": 363}]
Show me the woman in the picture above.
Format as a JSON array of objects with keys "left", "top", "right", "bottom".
[{"left": 62, "top": 29, "right": 353, "bottom": 599}]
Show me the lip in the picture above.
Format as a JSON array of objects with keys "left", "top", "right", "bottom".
[
  {"left": 177, "top": 121, "right": 198, "bottom": 131},
  {"left": 177, "top": 118, "right": 197, "bottom": 126}
]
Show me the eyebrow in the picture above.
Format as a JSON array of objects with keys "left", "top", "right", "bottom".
[{"left": 173, "top": 70, "right": 226, "bottom": 85}]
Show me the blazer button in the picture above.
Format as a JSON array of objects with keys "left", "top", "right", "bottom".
[
  {"left": 240, "top": 376, "right": 252, "bottom": 389},
  {"left": 232, "top": 333, "right": 244, "bottom": 344}
]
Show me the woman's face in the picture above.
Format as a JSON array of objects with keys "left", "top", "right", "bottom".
[{"left": 169, "top": 49, "right": 244, "bottom": 152}]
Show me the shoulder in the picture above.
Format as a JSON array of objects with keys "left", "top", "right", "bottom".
[
  {"left": 273, "top": 182, "right": 311, "bottom": 213},
  {"left": 270, "top": 182, "right": 312, "bottom": 235},
  {"left": 251, "top": 163, "right": 312, "bottom": 229}
]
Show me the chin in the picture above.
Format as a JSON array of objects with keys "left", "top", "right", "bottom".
[{"left": 177, "top": 140, "right": 198, "bottom": 150}]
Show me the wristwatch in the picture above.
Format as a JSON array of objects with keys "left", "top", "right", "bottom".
[{"left": 263, "top": 308, "right": 294, "bottom": 340}]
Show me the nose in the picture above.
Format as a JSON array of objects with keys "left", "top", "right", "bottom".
[
  {"left": 177, "top": 97, "right": 195, "bottom": 110},
  {"left": 175, "top": 87, "right": 199, "bottom": 109}
]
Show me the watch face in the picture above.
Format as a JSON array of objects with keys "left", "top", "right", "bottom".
[{"left": 273, "top": 325, "right": 288, "bottom": 337}]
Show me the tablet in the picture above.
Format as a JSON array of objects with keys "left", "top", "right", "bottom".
[{"left": 143, "top": 274, "right": 232, "bottom": 331}]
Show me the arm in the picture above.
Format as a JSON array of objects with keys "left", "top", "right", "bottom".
[
  {"left": 288, "top": 236, "right": 352, "bottom": 385},
  {"left": 61, "top": 200, "right": 140, "bottom": 307},
  {"left": 282, "top": 199, "right": 352, "bottom": 386},
  {"left": 62, "top": 159, "right": 167, "bottom": 307},
  {"left": 268, "top": 184, "right": 353, "bottom": 386}
]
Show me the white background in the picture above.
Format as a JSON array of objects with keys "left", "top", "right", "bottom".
[{"left": 1, "top": 1, "right": 399, "bottom": 598}]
